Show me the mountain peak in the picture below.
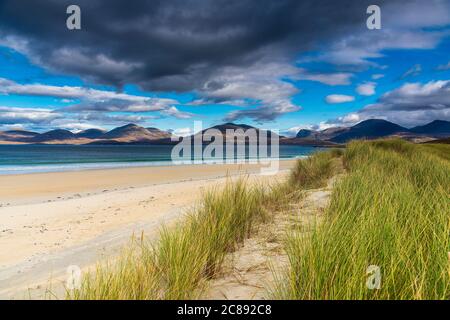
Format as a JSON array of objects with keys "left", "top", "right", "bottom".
[
  {"left": 101, "top": 123, "right": 171, "bottom": 141},
  {"left": 410, "top": 119, "right": 450, "bottom": 135},
  {"left": 353, "top": 118, "right": 403, "bottom": 127},
  {"left": 119, "top": 123, "right": 140, "bottom": 129},
  {"left": 31, "top": 129, "right": 76, "bottom": 142},
  {"left": 429, "top": 120, "right": 448, "bottom": 125},
  {"left": 76, "top": 128, "right": 105, "bottom": 139},
  {"left": 210, "top": 123, "right": 256, "bottom": 131},
  {"left": 331, "top": 119, "right": 408, "bottom": 143},
  {"left": 4, "top": 130, "right": 38, "bottom": 137},
  {"left": 296, "top": 129, "right": 313, "bottom": 138}
]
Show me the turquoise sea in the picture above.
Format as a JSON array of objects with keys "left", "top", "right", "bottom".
[{"left": 0, "top": 144, "right": 321, "bottom": 175}]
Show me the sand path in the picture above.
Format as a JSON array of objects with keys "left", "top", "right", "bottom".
[{"left": 203, "top": 177, "right": 336, "bottom": 299}]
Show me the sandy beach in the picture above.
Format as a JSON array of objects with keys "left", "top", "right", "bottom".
[{"left": 0, "top": 160, "right": 294, "bottom": 299}]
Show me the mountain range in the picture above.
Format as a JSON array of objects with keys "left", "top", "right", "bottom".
[
  {"left": 0, "top": 119, "right": 449, "bottom": 146},
  {"left": 0, "top": 124, "right": 172, "bottom": 145},
  {"left": 296, "top": 119, "right": 450, "bottom": 143}
]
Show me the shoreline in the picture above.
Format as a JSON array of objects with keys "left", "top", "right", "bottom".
[{"left": 0, "top": 156, "right": 306, "bottom": 176}]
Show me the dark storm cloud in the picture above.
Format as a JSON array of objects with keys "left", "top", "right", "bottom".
[{"left": 0, "top": 0, "right": 381, "bottom": 92}]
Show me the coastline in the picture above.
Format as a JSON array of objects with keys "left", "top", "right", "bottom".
[
  {"left": 0, "top": 160, "right": 295, "bottom": 299},
  {"left": 0, "top": 156, "right": 306, "bottom": 176}
]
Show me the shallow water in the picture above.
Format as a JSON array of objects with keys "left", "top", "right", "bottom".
[{"left": 0, "top": 144, "right": 320, "bottom": 174}]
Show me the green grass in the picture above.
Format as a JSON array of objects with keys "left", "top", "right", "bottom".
[
  {"left": 421, "top": 143, "right": 450, "bottom": 161},
  {"left": 277, "top": 139, "right": 450, "bottom": 300},
  {"left": 68, "top": 150, "right": 340, "bottom": 300},
  {"left": 289, "top": 149, "right": 342, "bottom": 190}
]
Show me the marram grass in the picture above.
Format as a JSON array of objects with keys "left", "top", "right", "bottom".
[{"left": 276, "top": 140, "right": 450, "bottom": 300}]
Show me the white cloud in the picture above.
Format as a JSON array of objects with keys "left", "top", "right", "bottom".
[
  {"left": 339, "top": 113, "right": 360, "bottom": 124},
  {"left": 295, "top": 68, "right": 353, "bottom": 86},
  {"left": 315, "top": 30, "right": 448, "bottom": 66},
  {"left": 284, "top": 124, "right": 314, "bottom": 136},
  {"left": 372, "top": 74, "right": 384, "bottom": 80},
  {"left": 58, "top": 122, "right": 105, "bottom": 133},
  {"left": 378, "top": 80, "right": 450, "bottom": 107},
  {"left": 0, "top": 78, "right": 195, "bottom": 122},
  {"left": 437, "top": 61, "right": 450, "bottom": 70},
  {"left": 203, "top": 62, "right": 301, "bottom": 121},
  {"left": 172, "top": 127, "right": 193, "bottom": 137},
  {"left": 284, "top": 121, "right": 340, "bottom": 136},
  {"left": 325, "top": 94, "right": 355, "bottom": 104},
  {"left": 0, "top": 123, "right": 26, "bottom": 131},
  {"left": 0, "top": 78, "right": 178, "bottom": 106},
  {"left": 0, "top": 35, "right": 30, "bottom": 56},
  {"left": 0, "top": 106, "right": 60, "bottom": 124},
  {"left": 160, "top": 106, "right": 192, "bottom": 119},
  {"left": 401, "top": 64, "right": 422, "bottom": 79},
  {"left": 189, "top": 98, "right": 249, "bottom": 107},
  {"left": 356, "top": 82, "right": 376, "bottom": 96}
]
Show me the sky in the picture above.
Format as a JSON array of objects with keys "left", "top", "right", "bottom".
[{"left": 0, "top": 0, "right": 449, "bottom": 136}]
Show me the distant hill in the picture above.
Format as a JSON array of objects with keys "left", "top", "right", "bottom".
[
  {"left": 31, "top": 129, "right": 76, "bottom": 142},
  {"left": 101, "top": 124, "right": 171, "bottom": 142},
  {"left": 202, "top": 123, "right": 276, "bottom": 137},
  {"left": 410, "top": 120, "right": 450, "bottom": 136},
  {"left": 290, "top": 127, "right": 346, "bottom": 147},
  {"left": 0, "top": 124, "right": 172, "bottom": 144},
  {"left": 0, "top": 130, "right": 39, "bottom": 142},
  {"left": 317, "top": 127, "right": 350, "bottom": 140},
  {"left": 294, "top": 119, "right": 450, "bottom": 144},
  {"left": 4, "top": 130, "right": 38, "bottom": 138},
  {"left": 295, "top": 127, "right": 349, "bottom": 141},
  {"left": 205, "top": 123, "right": 257, "bottom": 133},
  {"left": 76, "top": 129, "right": 105, "bottom": 139},
  {"left": 190, "top": 122, "right": 282, "bottom": 143},
  {"left": 330, "top": 119, "right": 409, "bottom": 143}
]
